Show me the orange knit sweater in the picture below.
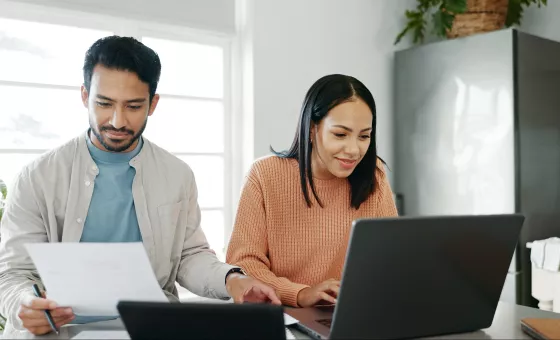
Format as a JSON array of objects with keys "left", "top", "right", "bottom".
[{"left": 226, "top": 156, "right": 398, "bottom": 307}]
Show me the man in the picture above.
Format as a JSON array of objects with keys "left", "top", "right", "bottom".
[{"left": 0, "top": 36, "right": 280, "bottom": 335}]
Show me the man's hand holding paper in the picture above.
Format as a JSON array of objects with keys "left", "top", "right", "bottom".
[{"left": 18, "top": 292, "right": 75, "bottom": 336}]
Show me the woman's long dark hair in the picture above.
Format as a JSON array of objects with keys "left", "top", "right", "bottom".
[{"left": 271, "top": 74, "right": 383, "bottom": 209}]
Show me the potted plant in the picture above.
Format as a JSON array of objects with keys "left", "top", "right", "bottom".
[
  {"left": 0, "top": 179, "right": 6, "bottom": 222},
  {"left": 394, "top": 0, "right": 547, "bottom": 45}
]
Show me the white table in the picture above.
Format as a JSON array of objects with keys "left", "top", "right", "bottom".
[{"left": 2, "top": 302, "right": 559, "bottom": 339}]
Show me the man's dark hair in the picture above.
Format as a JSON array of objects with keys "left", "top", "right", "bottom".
[{"left": 83, "top": 35, "right": 161, "bottom": 101}]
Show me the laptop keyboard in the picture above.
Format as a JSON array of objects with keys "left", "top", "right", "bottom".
[{"left": 316, "top": 318, "right": 332, "bottom": 328}]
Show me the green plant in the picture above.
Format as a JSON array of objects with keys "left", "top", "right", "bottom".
[
  {"left": 394, "top": 0, "right": 547, "bottom": 45},
  {"left": 0, "top": 313, "right": 5, "bottom": 331},
  {"left": 0, "top": 178, "right": 6, "bottom": 223},
  {"left": 506, "top": 0, "right": 547, "bottom": 27}
]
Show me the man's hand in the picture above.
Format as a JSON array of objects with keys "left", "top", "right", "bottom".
[
  {"left": 297, "top": 278, "right": 340, "bottom": 307},
  {"left": 18, "top": 296, "right": 75, "bottom": 335},
  {"left": 225, "top": 273, "right": 282, "bottom": 305}
]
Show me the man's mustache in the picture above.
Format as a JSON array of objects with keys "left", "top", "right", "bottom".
[{"left": 100, "top": 126, "right": 134, "bottom": 135}]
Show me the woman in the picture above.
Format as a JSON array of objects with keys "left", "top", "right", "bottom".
[{"left": 226, "top": 74, "right": 398, "bottom": 308}]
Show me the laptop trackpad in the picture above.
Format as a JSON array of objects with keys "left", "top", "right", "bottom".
[{"left": 286, "top": 306, "right": 334, "bottom": 339}]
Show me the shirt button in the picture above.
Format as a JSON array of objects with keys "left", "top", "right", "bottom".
[
  {"left": 85, "top": 180, "right": 91, "bottom": 186},
  {"left": 77, "top": 218, "right": 82, "bottom": 223}
]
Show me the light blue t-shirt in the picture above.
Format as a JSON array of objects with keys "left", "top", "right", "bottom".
[
  {"left": 81, "top": 136, "right": 143, "bottom": 243},
  {"left": 72, "top": 135, "right": 143, "bottom": 324}
]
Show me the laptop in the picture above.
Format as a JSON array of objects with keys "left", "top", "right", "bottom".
[
  {"left": 285, "top": 214, "right": 525, "bottom": 339},
  {"left": 117, "top": 301, "right": 286, "bottom": 340}
]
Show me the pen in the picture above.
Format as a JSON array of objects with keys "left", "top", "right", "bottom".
[{"left": 31, "top": 283, "right": 59, "bottom": 335}]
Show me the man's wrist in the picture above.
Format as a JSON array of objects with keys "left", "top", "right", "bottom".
[{"left": 225, "top": 267, "right": 246, "bottom": 284}]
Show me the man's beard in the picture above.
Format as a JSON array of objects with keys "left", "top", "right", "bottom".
[{"left": 90, "top": 119, "right": 147, "bottom": 152}]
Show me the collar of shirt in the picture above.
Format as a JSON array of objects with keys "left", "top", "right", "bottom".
[{"left": 85, "top": 130, "right": 144, "bottom": 164}]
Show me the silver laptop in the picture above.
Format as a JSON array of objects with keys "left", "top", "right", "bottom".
[{"left": 285, "top": 214, "right": 524, "bottom": 339}]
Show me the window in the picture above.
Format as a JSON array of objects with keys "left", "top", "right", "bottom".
[
  {"left": 0, "top": 17, "right": 108, "bottom": 184},
  {"left": 140, "top": 36, "right": 228, "bottom": 258},
  {"left": 0, "top": 7, "right": 234, "bottom": 262}
]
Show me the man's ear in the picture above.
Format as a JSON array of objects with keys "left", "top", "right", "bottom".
[
  {"left": 148, "top": 94, "right": 160, "bottom": 117},
  {"left": 81, "top": 85, "right": 89, "bottom": 108}
]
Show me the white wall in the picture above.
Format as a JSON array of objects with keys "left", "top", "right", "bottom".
[
  {"left": 8, "top": 0, "right": 235, "bottom": 33},
  {"left": 519, "top": 1, "right": 560, "bottom": 42},
  {"left": 239, "top": 0, "right": 415, "bottom": 180}
]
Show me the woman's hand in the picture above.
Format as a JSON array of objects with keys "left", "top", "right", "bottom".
[{"left": 296, "top": 279, "right": 340, "bottom": 307}]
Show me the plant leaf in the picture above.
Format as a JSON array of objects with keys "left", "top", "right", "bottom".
[
  {"left": 0, "top": 180, "right": 6, "bottom": 200},
  {"left": 444, "top": 0, "right": 467, "bottom": 13},
  {"left": 507, "top": 0, "right": 547, "bottom": 27},
  {"left": 432, "top": 10, "right": 455, "bottom": 37},
  {"left": 394, "top": 27, "right": 411, "bottom": 45},
  {"left": 412, "top": 17, "right": 427, "bottom": 44},
  {"left": 395, "top": 8, "right": 429, "bottom": 45},
  {"left": 505, "top": 0, "right": 523, "bottom": 26}
]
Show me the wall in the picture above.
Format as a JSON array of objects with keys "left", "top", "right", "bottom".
[
  {"left": 239, "top": 0, "right": 415, "bottom": 183},
  {"left": 520, "top": 2, "right": 560, "bottom": 42},
  {"left": 6, "top": 0, "right": 235, "bottom": 33}
]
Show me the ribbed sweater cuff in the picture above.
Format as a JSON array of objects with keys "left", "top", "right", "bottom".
[{"left": 277, "top": 282, "right": 309, "bottom": 307}]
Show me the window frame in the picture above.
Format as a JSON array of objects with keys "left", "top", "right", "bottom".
[{"left": 0, "top": 0, "right": 240, "bottom": 256}]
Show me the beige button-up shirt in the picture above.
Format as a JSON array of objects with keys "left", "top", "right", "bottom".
[{"left": 0, "top": 132, "right": 235, "bottom": 331}]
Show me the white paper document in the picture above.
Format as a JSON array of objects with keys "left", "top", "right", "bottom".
[
  {"left": 284, "top": 313, "right": 298, "bottom": 325},
  {"left": 285, "top": 327, "right": 296, "bottom": 339},
  {"left": 71, "top": 329, "right": 294, "bottom": 340},
  {"left": 72, "top": 331, "right": 130, "bottom": 339},
  {"left": 25, "top": 243, "right": 168, "bottom": 316}
]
